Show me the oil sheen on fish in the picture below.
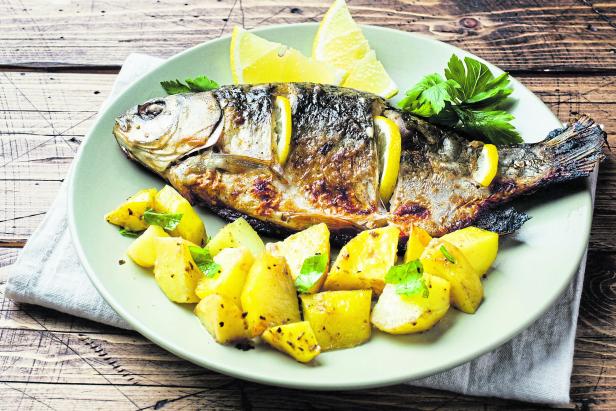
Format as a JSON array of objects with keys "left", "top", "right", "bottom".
[{"left": 113, "top": 83, "right": 605, "bottom": 243}]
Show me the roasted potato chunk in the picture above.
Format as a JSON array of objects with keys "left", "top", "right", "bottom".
[
  {"left": 323, "top": 226, "right": 399, "bottom": 295},
  {"left": 420, "top": 239, "right": 483, "bottom": 314},
  {"left": 194, "top": 294, "right": 248, "bottom": 344},
  {"left": 195, "top": 247, "right": 254, "bottom": 307},
  {"left": 207, "top": 217, "right": 265, "bottom": 258},
  {"left": 301, "top": 290, "right": 372, "bottom": 351},
  {"left": 404, "top": 225, "right": 432, "bottom": 263},
  {"left": 153, "top": 237, "right": 202, "bottom": 303},
  {"left": 105, "top": 188, "right": 156, "bottom": 231},
  {"left": 154, "top": 185, "right": 207, "bottom": 246},
  {"left": 371, "top": 275, "right": 451, "bottom": 334},
  {"left": 266, "top": 223, "right": 330, "bottom": 293},
  {"left": 241, "top": 253, "right": 301, "bottom": 336},
  {"left": 262, "top": 321, "right": 321, "bottom": 363},
  {"left": 441, "top": 226, "right": 498, "bottom": 276},
  {"left": 126, "top": 225, "right": 169, "bottom": 268}
]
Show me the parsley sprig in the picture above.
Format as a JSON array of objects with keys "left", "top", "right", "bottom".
[
  {"left": 143, "top": 209, "right": 183, "bottom": 231},
  {"left": 295, "top": 254, "right": 328, "bottom": 293},
  {"left": 161, "top": 75, "right": 219, "bottom": 95},
  {"left": 385, "top": 260, "right": 429, "bottom": 298},
  {"left": 399, "top": 54, "right": 522, "bottom": 145}
]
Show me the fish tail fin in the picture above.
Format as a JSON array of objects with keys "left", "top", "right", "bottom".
[{"left": 541, "top": 115, "right": 606, "bottom": 182}]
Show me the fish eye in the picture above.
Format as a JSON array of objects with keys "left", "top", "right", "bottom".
[{"left": 137, "top": 100, "right": 166, "bottom": 120}]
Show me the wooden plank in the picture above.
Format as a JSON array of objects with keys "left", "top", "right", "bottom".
[{"left": 0, "top": 0, "right": 615, "bottom": 73}]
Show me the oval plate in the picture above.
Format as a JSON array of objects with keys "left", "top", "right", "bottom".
[{"left": 69, "top": 23, "right": 592, "bottom": 390}]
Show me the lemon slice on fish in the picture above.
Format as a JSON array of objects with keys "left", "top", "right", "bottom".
[
  {"left": 313, "top": 0, "right": 371, "bottom": 72},
  {"left": 343, "top": 51, "right": 399, "bottom": 98},
  {"left": 274, "top": 95, "right": 292, "bottom": 166},
  {"left": 230, "top": 27, "right": 345, "bottom": 85},
  {"left": 473, "top": 144, "right": 499, "bottom": 186},
  {"left": 374, "top": 116, "right": 401, "bottom": 202}
]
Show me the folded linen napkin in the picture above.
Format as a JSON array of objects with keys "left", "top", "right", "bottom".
[{"left": 6, "top": 53, "right": 596, "bottom": 404}]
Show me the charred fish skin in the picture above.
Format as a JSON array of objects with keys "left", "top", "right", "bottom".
[{"left": 113, "top": 83, "right": 606, "bottom": 241}]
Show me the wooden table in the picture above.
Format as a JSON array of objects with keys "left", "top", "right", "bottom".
[{"left": 1, "top": 0, "right": 615, "bottom": 409}]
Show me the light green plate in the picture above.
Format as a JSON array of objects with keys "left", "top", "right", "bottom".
[{"left": 69, "top": 24, "right": 592, "bottom": 390}]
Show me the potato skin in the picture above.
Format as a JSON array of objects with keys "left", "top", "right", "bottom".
[
  {"left": 207, "top": 217, "right": 265, "bottom": 258},
  {"left": 266, "top": 223, "right": 330, "bottom": 294},
  {"left": 127, "top": 225, "right": 169, "bottom": 268},
  {"left": 194, "top": 294, "right": 249, "bottom": 344},
  {"left": 154, "top": 185, "right": 207, "bottom": 247},
  {"left": 262, "top": 321, "right": 321, "bottom": 363},
  {"left": 441, "top": 226, "right": 498, "bottom": 276},
  {"left": 153, "top": 237, "right": 202, "bottom": 303},
  {"left": 241, "top": 253, "right": 301, "bottom": 337},
  {"left": 301, "top": 290, "right": 372, "bottom": 351},
  {"left": 420, "top": 239, "right": 483, "bottom": 314},
  {"left": 105, "top": 188, "right": 157, "bottom": 231},
  {"left": 371, "top": 275, "right": 451, "bottom": 334},
  {"left": 323, "top": 226, "right": 399, "bottom": 295},
  {"left": 195, "top": 247, "right": 254, "bottom": 307}
]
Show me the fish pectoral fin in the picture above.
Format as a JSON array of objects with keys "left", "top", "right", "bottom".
[
  {"left": 204, "top": 153, "right": 272, "bottom": 173},
  {"left": 474, "top": 206, "right": 531, "bottom": 235},
  {"left": 281, "top": 212, "right": 366, "bottom": 231}
]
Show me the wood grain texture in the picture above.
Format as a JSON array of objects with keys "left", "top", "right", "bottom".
[{"left": 0, "top": 0, "right": 615, "bottom": 73}]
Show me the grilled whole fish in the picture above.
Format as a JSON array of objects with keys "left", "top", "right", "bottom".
[{"left": 113, "top": 83, "right": 605, "bottom": 243}]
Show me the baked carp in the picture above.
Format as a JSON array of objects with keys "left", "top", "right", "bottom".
[{"left": 113, "top": 83, "right": 605, "bottom": 243}]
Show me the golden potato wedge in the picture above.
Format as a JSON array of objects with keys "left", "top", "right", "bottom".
[
  {"left": 194, "top": 294, "right": 248, "bottom": 344},
  {"left": 195, "top": 247, "right": 254, "bottom": 307},
  {"left": 404, "top": 225, "right": 432, "bottom": 263},
  {"left": 207, "top": 217, "right": 265, "bottom": 258},
  {"left": 105, "top": 188, "right": 157, "bottom": 231},
  {"left": 323, "top": 226, "right": 399, "bottom": 295},
  {"left": 126, "top": 225, "right": 169, "bottom": 268},
  {"left": 241, "top": 253, "right": 301, "bottom": 336},
  {"left": 266, "top": 223, "right": 330, "bottom": 293},
  {"left": 441, "top": 226, "right": 498, "bottom": 276},
  {"left": 154, "top": 185, "right": 207, "bottom": 246},
  {"left": 153, "top": 237, "right": 202, "bottom": 303},
  {"left": 420, "top": 239, "right": 483, "bottom": 314},
  {"left": 262, "top": 321, "right": 321, "bottom": 363},
  {"left": 301, "top": 290, "right": 372, "bottom": 351},
  {"left": 371, "top": 275, "right": 451, "bottom": 334}
]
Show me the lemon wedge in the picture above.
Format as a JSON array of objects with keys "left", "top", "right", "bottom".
[
  {"left": 312, "top": 0, "right": 371, "bottom": 72},
  {"left": 274, "top": 95, "right": 292, "bottom": 165},
  {"left": 473, "top": 144, "right": 499, "bottom": 186},
  {"left": 230, "top": 26, "right": 345, "bottom": 85},
  {"left": 343, "top": 51, "right": 399, "bottom": 98},
  {"left": 374, "top": 116, "right": 402, "bottom": 202}
]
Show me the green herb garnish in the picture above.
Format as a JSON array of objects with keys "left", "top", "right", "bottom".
[
  {"left": 161, "top": 75, "right": 219, "bottom": 95},
  {"left": 143, "top": 209, "right": 183, "bottom": 231},
  {"left": 440, "top": 245, "right": 456, "bottom": 264},
  {"left": 295, "top": 254, "right": 328, "bottom": 293},
  {"left": 385, "top": 260, "right": 429, "bottom": 298},
  {"left": 399, "top": 54, "right": 521, "bottom": 145},
  {"left": 119, "top": 228, "right": 142, "bottom": 238},
  {"left": 189, "top": 245, "right": 222, "bottom": 278}
]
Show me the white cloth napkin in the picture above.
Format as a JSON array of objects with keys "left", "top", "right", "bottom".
[{"left": 6, "top": 53, "right": 596, "bottom": 405}]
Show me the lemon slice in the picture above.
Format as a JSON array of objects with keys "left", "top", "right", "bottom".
[
  {"left": 473, "top": 144, "right": 499, "bottom": 186},
  {"left": 343, "top": 51, "right": 399, "bottom": 98},
  {"left": 313, "top": 0, "right": 371, "bottom": 72},
  {"left": 374, "top": 116, "right": 402, "bottom": 202},
  {"left": 274, "top": 95, "right": 292, "bottom": 165},
  {"left": 230, "top": 26, "right": 345, "bottom": 85}
]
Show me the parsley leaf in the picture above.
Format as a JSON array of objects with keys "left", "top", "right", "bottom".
[
  {"left": 439, "top": 245, "right": 456, "bottom": 264},
  {"left": 161, "top": 75, "right": 219, "bottom": 95},
  {"left": 398, "top": 74, "right": 459, "bottom": 117},
  {"left": 119, "top": 228, "right": 142, "bottom": 238},
  {"left": 399, "top": 54, "right": 520, "bottom": 145},
  {"left": 188, "top": 245, "right": 222, "bottom": 278},
  {"left": 384, "top": 260, "right": 429, "bottom": 298},
  {"left": 143, "top": 209, "right": 183, "bottom": 231},
  {"left": 295, "top": 254, "right": 328, "bottom": 293}
]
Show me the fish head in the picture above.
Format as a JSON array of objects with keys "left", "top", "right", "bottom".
[{"left": 113, "top": 92, "right": 223, "bottom": 175}]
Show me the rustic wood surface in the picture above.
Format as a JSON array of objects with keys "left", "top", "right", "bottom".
[{"left": 1, "top": 0, "right": 615, "bottom": 409}]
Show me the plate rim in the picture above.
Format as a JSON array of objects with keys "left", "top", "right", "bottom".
[{"left": 68, "top": 22, "right": 593, "bottom": 390}]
